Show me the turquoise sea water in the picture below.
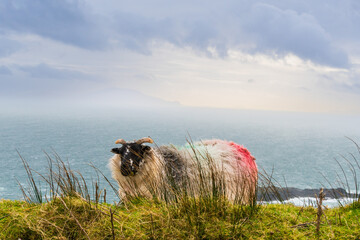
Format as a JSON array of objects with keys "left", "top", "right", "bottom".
[{"left": 1, "top": 107, "right": 360, "bottom": 201}]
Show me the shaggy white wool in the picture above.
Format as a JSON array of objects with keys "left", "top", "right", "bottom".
[
  {"left": 180, "top": 140, "right": 257, "bottom": 202},
  {"left": 110, "top": 140, "right": 257, "bottom": 204}
]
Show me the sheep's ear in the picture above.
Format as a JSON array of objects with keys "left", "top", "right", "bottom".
[
  {"left": 142, "top": 146, "right": 151, "bottom": 152},
  {"left": 111, "top": 148, "right": 121, "bottom": 154}
]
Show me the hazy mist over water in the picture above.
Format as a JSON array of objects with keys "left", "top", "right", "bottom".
[{"left": 1, "top": 106, "right": 360, "bottom": 201}]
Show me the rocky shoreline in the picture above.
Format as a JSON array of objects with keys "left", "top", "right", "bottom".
[{"left": 257, "top": 187, "right": 358, "bottom": 201}]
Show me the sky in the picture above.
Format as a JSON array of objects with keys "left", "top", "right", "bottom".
[{"left": 0, "top": 0, "right": 360, "bottom": 113}]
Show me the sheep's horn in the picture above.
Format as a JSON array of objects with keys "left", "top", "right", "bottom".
[
  {"left": 136, "top": 137, "right": 154, "bottom": 144},
  {"left": 115, "top": 139, "right": 127, "bottom": 144}
]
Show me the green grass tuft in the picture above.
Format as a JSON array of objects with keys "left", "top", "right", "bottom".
[{"left": 1, "top": 197, "right": 360, "bottom": 239}]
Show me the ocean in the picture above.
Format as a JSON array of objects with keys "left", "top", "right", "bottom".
[{"left": 1, "top": 107, "right": 360, "bottom": 205}]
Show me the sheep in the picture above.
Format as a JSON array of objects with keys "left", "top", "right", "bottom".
[{"left": 109, "top": 137, "right": 258, "bottom": 204}]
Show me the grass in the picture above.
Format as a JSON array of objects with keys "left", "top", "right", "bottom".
[
  {"left": 1, "top": 197, "right": 360, "bottom": 239},
  {"left": 1, "top": 139, "right": 360, "bottom": 239},
  {"left": 319, "top": 137, "right": 360, "bottom": 207}
]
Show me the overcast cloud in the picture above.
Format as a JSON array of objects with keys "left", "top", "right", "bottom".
[
  {"left": 0, "top": 0, "right": 359, "bottom": 113},
  {"left": 0, "top": 0, "right": 107, "bottom": 49},
  {"left": 18, "top": 63, "right": 90, "bottom": 80},
  {"left": 0, "top": 37, "right": 22, "bottom": 57},
  {"left": 0, "top": 65, "right": 12, "bottom": 75},
  {"left": 0, "top": 0, "right": 356, "bottom": 66}
]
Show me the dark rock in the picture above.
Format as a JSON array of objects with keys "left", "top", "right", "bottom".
[{"left": 257, "top": 187, "right": 357, "bottom": 201}]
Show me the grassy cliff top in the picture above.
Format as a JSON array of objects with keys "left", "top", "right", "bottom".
[{"left": 1, "top": 197, "right": 360, "bottom": 239}]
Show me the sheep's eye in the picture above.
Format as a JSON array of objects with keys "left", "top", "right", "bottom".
[{"left": 142, "top": 146, "right": 151, "bottom": 153}]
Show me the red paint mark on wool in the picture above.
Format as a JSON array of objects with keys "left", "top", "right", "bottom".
[{"left": 228, "top": 142, "right": 257, "bottom": 171}]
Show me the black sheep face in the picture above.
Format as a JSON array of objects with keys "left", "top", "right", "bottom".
[{"left": 111, "top": 143, "right": 151, "bottom": 176}]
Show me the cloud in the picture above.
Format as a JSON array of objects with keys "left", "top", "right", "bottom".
[
  {"left": 18, "top": 63, "right": 89, "bottom": 80},
  {"left": 103, "top": 1, "right": 351, "bottom": 67},
  {"left": 0, "top": 63, "right": 95, "bottom": 99},
  {"left": 0, "top": 65, "right": 12, "bottom": 75},
  {"left": 0, "top": 37, "right": 22, "bottom": 57},
  {"left": 270, "top": 1, "right": 360, "bottom": 43},
  {"left": 320, "top": 69, "right": 360, "bottom": 94},
  {"left": 0, "top": 0, "right": 357, "bottom": 69},
  {"left": 0, "top": 0, "right": 106, "bottom": 49},
  {"left": 243, "top": 3, "right": 349, "bottom": 68}
]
